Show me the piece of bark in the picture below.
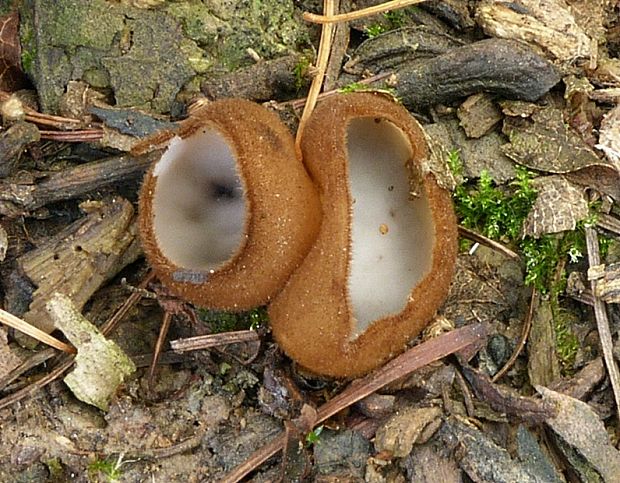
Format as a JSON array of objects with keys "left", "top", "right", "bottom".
[
  {"left": 591, "top": 262, "right": 620, "bottom": 303},
  {"left": 389, "top": 38, "right": 560, "bottom": 111},
  {"left": 514, "top": 425, "right": 565, "bottom": 483},
  {"left": 425, "top": 119, "right": 516, "bottom": 182},
  {"left": 14, "top": 197, "right": 140, "bottom": 334},
  {"left": 0, "top": 222, "right": 7, "bottom": 261},
  {"left": 457, "top": 93, "right": 502, "bottom": 139},
  {"left": 404, "top": 442, "right": 462, "bottom": 483},
  {"left": 548, "top": 358, "right": 605, "bottom": 401},
  {"left": 441, "top": 417, "right": 559, "bottom": 483},
  {"left": 0, "top": 122, "right": 39, "bottom": 178},
  {"left": 0, "top": 327, "right": 22, "bottom": 381},
  {"left": 421, "top": 0, "right": 475, "bottom": 30},
  {"left": 0, "top": 153, "right": 153, "bottom": 216},
  {"left": 0, "top": 12, "right": 28, "bottom": 91},
  {"left": 89, "top": 104, "right": 175, "bottom": 138},
  {"left": 313, "top": 429, "right": 370, "bottom": 478},
  {"left": 596, "top": 103, "right": 620, "bottom": 175}
]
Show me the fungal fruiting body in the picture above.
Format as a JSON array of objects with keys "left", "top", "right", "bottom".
[
  {"left": 269, "top": 92, "right": 458, "bottom": 378},
  {"left": 139, "top": 99, "right": 321, "bottom": 310}
]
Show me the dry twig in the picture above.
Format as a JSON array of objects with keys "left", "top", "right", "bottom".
[
  {"left": 585, "top": 225, "right": 620, "bottom": 425},
  {"left": 170, "top": 330, "right": 260, "bottom": 352},
  {"left": 458, "top": 225, "right": 520, "bottom": 261}
]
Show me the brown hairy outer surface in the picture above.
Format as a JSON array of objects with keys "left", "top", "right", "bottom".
[
  {"left": 139, "top": 99, "right": 321, "bottom": 310},
  {"left": 268, "top": 92, "right": 458, "bottom": 378}
]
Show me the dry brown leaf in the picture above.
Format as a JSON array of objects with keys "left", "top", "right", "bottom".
[{"left": 522, "top": 176, "right": 589, "bottom": 238}]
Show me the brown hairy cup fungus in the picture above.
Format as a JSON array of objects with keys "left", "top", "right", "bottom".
[
  {"left": 269, "top": 92, "right": 458, "bottom": 378},
  {"left": 139, "top": 99, "right": 321, "bottom": 310}
]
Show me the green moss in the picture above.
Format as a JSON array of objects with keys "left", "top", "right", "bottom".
[
  {"left": 197, "top": 306, "right": 269, "bottom": 333},
  {"left": 44, "top": 458, "right": 64, "bottom": 479},
  {"left": 454, "top": 166, "right": 537, "bottom": 243},
  {"left": 451, "top": 160, "right": 600, "bottom": 295},
  {"left": 88, "top": 456, "right": 123, "bottom": 482},
  {"left": 447, "top": 148, "right": 463, "bottom": 178},
  {"left": 306, "top": 425, "right": 324, "bottom": 447},
  {"left": 366, "top": 24, "right": 387, "bottom": 38},
  {"left": 553, "top": 307, "right": 579, "bottom": 374},
  {"left": 338, "top": 82, "right": 398, "bottom": 100},
  {"left": 293, "top": 56, "right": 311, "bottom": 91}
]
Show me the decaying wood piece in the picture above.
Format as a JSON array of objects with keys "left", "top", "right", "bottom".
[
  {"left": 440, "top": 417, "right": 563, "bottom": 483},
  {"left": 527, "top": 298, "right": 561, "bottom": 386},
  {"left": 201, "top": 55, "right": 305, "bottom": 102},
  {"left": 476, "top": 0, "right": 592, "bottom": 65},
  {"left": 596, "top": 102, "right": 620, "bottom": 175},
  {"left": 391, "top": 38, "right": 560, "bottom": 111},
  {"left": 0, "top": 12, "right": 28, "bottom": 91},
  {"left": 15, "top": 197, "right": 140, "bottom": 333},
  {"left": 0, "top": 154, "right": 153, "bottom": 216},
  {"left": 461, "top": 366, "right": 557, "bottom": 424}
]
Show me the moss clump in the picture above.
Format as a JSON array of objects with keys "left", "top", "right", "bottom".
[
  {"left": 87, "top": 456, "right": 123, "bottom": 482},
  {"left": 454, "top": 166, "right": 537, "bottom": 243},
  {"left": 450, "top": 154, "right": 613, "bottom": 374},
  {"left": 198, "top": 306, "right": 269, "bottom": 333},
  {"left": 450, "top": 157, "right": 601, "bottom": 295},
  {"left": 293, "top": 55, "right": 311, "bottom": 91}
]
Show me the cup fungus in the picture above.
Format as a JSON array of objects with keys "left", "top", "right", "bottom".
[
  {"left": 139, "top": 99, "right": 321, "bottom": 310},
  {"left": 268, "top": 92, "right": 458, "bottom": 378}
]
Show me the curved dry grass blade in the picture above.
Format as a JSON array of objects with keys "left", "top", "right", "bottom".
[
  {"left": 295, "top": 0, "right": 336, "bottom": 151},
  {"left": 304, "top": 0, "right": 427, "bottom": 24}
]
